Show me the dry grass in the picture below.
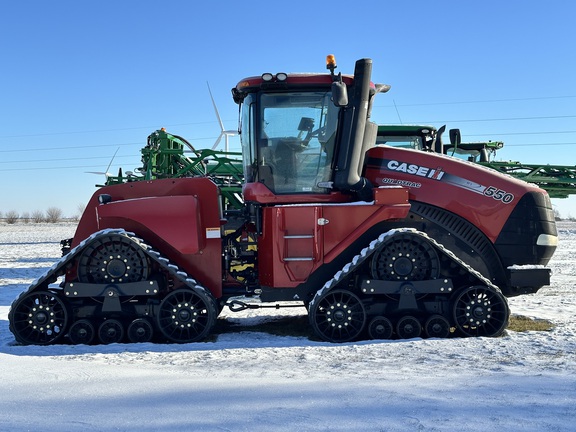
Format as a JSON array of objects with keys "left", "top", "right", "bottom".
[
  {"left": 508, "top": 314, "right": 555, "bottom": 332},
  {"left": 210, "top": 312, "right": 554, "bottom": 341}
]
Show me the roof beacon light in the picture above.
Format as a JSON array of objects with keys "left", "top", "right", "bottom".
[
  {"left": 326, "top": 54, "right": 337, "bottom": 71},
  {"left": 276, "top": 72, "right": 287, "bottom": 81},
  {"left": 262, "top": 73, "right": 274, "bottom": 82}
]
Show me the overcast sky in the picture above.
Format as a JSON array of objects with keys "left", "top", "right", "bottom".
[{"left": 1, "top": 0, "right": 575, "bottom": 217}]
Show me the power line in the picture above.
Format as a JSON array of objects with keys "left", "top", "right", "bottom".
[
  {"left": 0, "top": 154, "right": 136, "bottom": 165},
  {"left": 0, "top": 121, "right": 219, "bottom": 139},
  {"left": 376, "top": 95, "right": 576, "bottom": 108},
  {"left": 467, "top": 130, "right": 576, "bottom": 137},
  {"left": 3, "top": 141, "right": 575, "bottom": 173},
  {"left": 505, "top": 142, "right": 576, "bottom": 147},
  {"left": 416, "top": 115, "right": 576, "bottom": 123},
  {"left": 0, "top": 135, "right": 219, "bottom": 153},
  {"left": 0, "top": 164, "right": 135, "bottom": 172},
  {"left": 0, "top": 141, "right": 140, "bottom": 153},
  {"left": 1, "top": 136, "right": 573, "bottom": 162},
  {"left": 2, "top": 95, "right": 574, "bottom": 140},
  {"left": 2, "top": 125, "right": 574, "bottom": 156}
]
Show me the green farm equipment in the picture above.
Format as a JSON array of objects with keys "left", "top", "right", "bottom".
[
  {"left": 103, "top": 128, "right": 245, "bottom": 209},
  {"left": 376, "top": 125, "right": 576, "bottom": 199}
]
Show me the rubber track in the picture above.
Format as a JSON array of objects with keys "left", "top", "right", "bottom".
[
  {"left": 8, "top": 229, "right": 216, "bottom": 341},
  {"left": 308, "top": 227, "right": 502, "bottom": 311}
]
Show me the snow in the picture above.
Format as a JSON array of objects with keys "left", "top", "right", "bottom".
[{"left": 1, "top": 222, "right": 575, "bottom": 431}]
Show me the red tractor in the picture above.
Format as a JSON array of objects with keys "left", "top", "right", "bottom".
[{"left": 9, "top": 56, "right": 557, "bottom": 345}]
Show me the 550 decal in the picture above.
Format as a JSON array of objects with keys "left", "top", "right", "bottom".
[{"left": 484, "top": 186, "right": 514, "bottom": 203}]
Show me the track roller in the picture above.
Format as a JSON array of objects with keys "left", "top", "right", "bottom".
[
  {"left": 424, "top": 315, "right": 451, "bottom": 338},
  {"left": 98, "top": 319, "right": 125, "bottom": 344},
  {"left": 68, "top": 319, "right": 96, "bottom": 345},
  {"left": 367, "top": 316, "right": 394, "bottom": 340},
  {"left": 396, "top": 315, "right": 422, "bottom": 339},
  {"left": 127, "top": 318, "right": 154, "bottom": 343}
]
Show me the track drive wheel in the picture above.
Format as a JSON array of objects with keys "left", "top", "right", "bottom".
[
  {"left": 77, "top": 234, "right": 149, "bottom": 284},
  {"left": 371, "top": 232, "right": 440, "bottom": 281},
  {"left": 156, "top": 288, "right": 216, "bottom": 343},
  {"left": 68, "top": 319, "right": 96, "bottom": 345},
  {"left": 452, "top": 286, "right": 509, "bottom": 337},
  {"left": 309, "top": 289, "right": 367, "bottom": 343},
  {"left": 9, "top": 290, "right": 68, "bottom": 345}
]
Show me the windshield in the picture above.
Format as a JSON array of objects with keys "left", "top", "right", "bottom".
[
  {"left": 375, "top": 135, "right": 423, "bottom": 150},
  {"left": 253, "top": 91, "right": 339, "bottom": 194}
]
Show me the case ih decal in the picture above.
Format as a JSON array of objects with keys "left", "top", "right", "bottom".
[
  {"left": 375, "top": 158, "right": 515, "bottom": 204},
  {"left": 385, "top": 159, "right": 446, "bottom": 180}
]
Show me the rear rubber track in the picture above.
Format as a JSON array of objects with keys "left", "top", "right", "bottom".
[{"left": 9, "top": 229, "right": 217, "bottom": 345}]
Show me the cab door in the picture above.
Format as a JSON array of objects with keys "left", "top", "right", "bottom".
[{"left": 258, "top": 205, "right": 324, "bottom": 287}]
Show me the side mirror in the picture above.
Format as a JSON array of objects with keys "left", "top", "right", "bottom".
[
  {"left": 449, "top": 128, "right": 461, "bottom": 147},
  {"left": 331, "top": 81, "right": 348, "bottom": 107}
]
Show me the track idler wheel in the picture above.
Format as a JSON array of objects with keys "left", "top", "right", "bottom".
[
  {"left": 424, "top": 315, "right": 451, "bottom": 338},
  {"left": 452, "top": 286, "right": 509, "bottom": 337},
  {"left": 396, "top": 315, "right": 422, "bottom": 339},
  {"left": 68, "top": 319, "right": 96, "bottom": 345},
  {"left": 9, "top": 290, "right": 68, "bottom": 345},
  {"left": 156, "top": 288, "right": 216, "bottom": 343},
  {"left": 127, "top": 318, "right": 154, "bottom": 343},
  {"left": 309, "top": 289, "right": 367, "bottom": 343},
  {"left": 367, "top": 316, "right": 394, "bottom": 340},
  {"left": 98, "top": 319, "right": 125, "bottom": 344}
]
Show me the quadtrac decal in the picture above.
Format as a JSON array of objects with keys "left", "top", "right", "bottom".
[{"left": 371, "top": 158, "right": 515, "bottom": 204}]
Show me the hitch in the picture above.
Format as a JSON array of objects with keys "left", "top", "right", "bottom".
[{"left": 226, "top": 299, "right": 304, "bottom": 312}]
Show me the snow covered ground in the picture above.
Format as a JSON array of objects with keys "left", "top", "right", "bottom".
[{"left": 1, "top": 222, "right": 575, "bottom": 432}]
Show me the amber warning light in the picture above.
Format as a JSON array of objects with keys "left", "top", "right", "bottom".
[{"left": 326, "top": 54, "right": 337, "bottom": 70}]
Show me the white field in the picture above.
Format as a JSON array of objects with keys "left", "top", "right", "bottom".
[{"left": 0, "top": 221, "right": 575, "bottom": 431}]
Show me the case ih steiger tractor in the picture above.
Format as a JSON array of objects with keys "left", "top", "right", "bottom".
[{"left": 9, "top": 56, "right": 557, "bottom": 345}]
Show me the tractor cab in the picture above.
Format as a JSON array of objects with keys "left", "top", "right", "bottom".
[
  {"left": 238, "top": 86, "right": 339, "bottom": 196},
  {"left": 232, "top": 56, "right": 389, "bottom": 204},
  {"left": 376, "top": 125, "right": 440, "bottom": 151}
]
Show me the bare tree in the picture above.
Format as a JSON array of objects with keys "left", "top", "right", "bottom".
[
  {"left": 45, "top": 207, "right": 63, "bottom": 223},
  {"left": 21, "top": 212, "right": 30, "bottom": 223},
  {"left": 73, "top": 203, "right": 86, "bottom": 221},
  {"left": 31, "top": 210, "right": 45, "bottom": 223},
  {"left": 5, "top": 210, "right": 19, "bottom": 224},
  {"left": 553, "top": 207, "right": 562, "bottom": 221}
]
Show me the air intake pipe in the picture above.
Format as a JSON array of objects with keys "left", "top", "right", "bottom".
[{"left": 333, "top": 58, "right": 375, "bottom": 201}]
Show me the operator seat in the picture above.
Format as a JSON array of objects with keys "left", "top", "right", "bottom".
[{"left": 273, "top": 138, "right": 303, "bottom": 192}]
